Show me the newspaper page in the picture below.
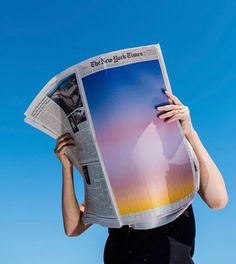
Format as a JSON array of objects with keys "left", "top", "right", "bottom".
[
  {"left": 77, "top": 44, "right": 200, "bottom": 229},
  {"left": 24, "top": 44, "right": 200, "bottom": 229},
  {"left": 24, "top": 67, "right": 119, "bottom": 226}
]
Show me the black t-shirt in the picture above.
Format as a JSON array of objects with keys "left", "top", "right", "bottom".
[{"left": 104, "top": 205, "right": 195, "bottom": 264}]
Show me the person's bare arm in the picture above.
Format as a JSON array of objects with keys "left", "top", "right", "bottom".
[
  {"left": 157, "top": 91, "right": 228, "bottom": 209},
  {"left": 54, "top": 133, "right": 92, "bottom": 236},
  {"left": 184, "top": 129, "right": 228, "bottom": 209}
]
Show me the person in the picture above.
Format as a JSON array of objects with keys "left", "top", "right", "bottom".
[{"left": 54, "top": 90, "right": 228, "bottom": 264}]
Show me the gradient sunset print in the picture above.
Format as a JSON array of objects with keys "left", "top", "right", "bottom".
[{"left": 82, "top": 60, "right": 194, "bottom": 215}]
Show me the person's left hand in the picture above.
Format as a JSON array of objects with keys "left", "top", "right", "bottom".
[{"left": 156, "top": 90, "right": 194, "bottom": 137}]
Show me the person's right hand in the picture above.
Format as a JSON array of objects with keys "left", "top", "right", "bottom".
[{"left": 54, "top": 133, "right": 75, "bottom": 168}]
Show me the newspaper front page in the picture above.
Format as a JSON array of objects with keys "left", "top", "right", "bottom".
[{"left": 24, "top": 44, "right": 200, "bottom": 229}]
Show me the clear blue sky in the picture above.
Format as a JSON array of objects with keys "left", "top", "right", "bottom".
[{"left": 0, "top": 0, "right": 235, "bottom": 263}]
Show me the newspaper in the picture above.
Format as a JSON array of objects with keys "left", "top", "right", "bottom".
[{"left": 24, "top": 44, "right": 200, "bottom": 229}]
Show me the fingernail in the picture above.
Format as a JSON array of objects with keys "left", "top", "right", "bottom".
[{"left": 161, "top": 88, "right": 166, "bottom": 94}]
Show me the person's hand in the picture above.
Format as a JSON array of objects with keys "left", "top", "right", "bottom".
[
  {"left": 157, "top": 90, "right": 194, "bottom": 137},
  {"left": 54, "top": 133, "right": 75, "bottom": 168}
]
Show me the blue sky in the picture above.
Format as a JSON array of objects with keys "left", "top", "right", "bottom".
[{"left": 0, "top": 0, "right": 235, "bottom": 263}]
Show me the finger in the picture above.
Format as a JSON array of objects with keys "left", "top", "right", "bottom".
[
  {"left": 57, "top": 134, "right": 73, "bottom": 144},
  {"left": 56, "top": 137, "right": 75, "bottom": 150},
  {"left": 165, "top": 91, "right": 183, "bottom": 105},
  {"left": 165, "top": 114, "right": 183, "bottom": 123},
  {"left": 159, "top": 109, "right": 184, "bottom": 119},
  {"left": 55, "top": 135, "right": 75, "bottom": 149},
  {"left": 54, "top": 139, "right": 75, "bottom": 153},
  {"left": 54, "top": 140, "right": 74, "bottom": 154},
  {"left": 55, "top": 143, "right": 75, "bottom": 154},
  {"left": 80, "top": 203, "right": 86, "bottom": 212},
  {"left": 57, "top": 133, "right": 73, "bottom": 142},
  {"left": 157, "top": 104, "right": 184, "bottom": 111}
]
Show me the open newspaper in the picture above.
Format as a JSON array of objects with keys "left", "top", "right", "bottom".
[{"left": 24, "top": 44, "right": 200, "bottom": 229}]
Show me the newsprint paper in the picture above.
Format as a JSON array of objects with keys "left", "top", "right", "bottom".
[{"left": 24, "top": 44, "right": 200, "bottom": 230}]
